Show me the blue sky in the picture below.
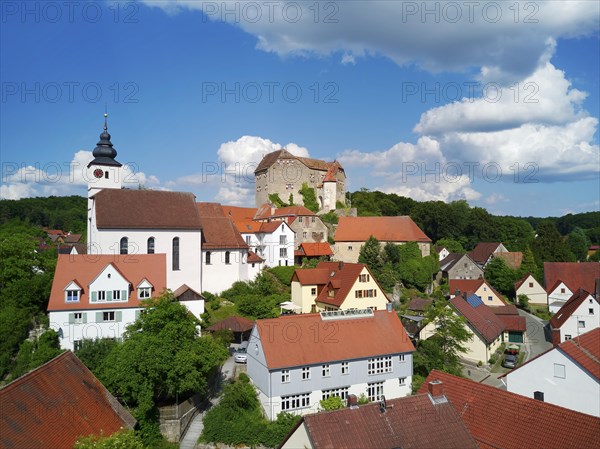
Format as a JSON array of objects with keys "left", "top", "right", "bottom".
[{"left": 1, "top": 1, "right": 599, "bottom": 217}]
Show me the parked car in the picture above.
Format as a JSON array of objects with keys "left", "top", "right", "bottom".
[
  {"left": 502, "top": 353, "right": 518, "bottom": 369},
  {"left": 234, "top": 341, "right": 249, "bottom": 363}
]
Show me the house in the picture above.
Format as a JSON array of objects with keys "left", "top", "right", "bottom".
[
  {"left": 58, "top": 243, "right": 87, "bottom": 255},
  {"left": 334, "top": 216, "right": 431, "bottom": 263},
  {"left": 0, "top": 351, "right": 136, "bottom": 449},
  {"left": 254, "top": 149, "right": 346, "bottom": 212},
  {"left": 503, "top": 328, "right": 600, "bottom": 417},
  {"left": 438, "top": 252, "right": 483, "bottom": 281},
  {"left": 246, "top": 308, "right": 415, "bottom": 420},
  {"left": 418, "top": 370, "right": 600, "bottom": 449},
  {"left": 491, "top": 304, "right": 527, "bottom": 343},
  {"left": 47, "top": 254, "right": 175, "bottom": 350},
  {"left": 468, "top": 241, "right": 508, "bottom": 268},
  {"left": 549, "top": 289, "right": 600, "bottom": 344},
  {"left": 515, "top": 273, "right": 548, "bottom": 306},
  {"left": 254, "top": 204, "right": 328, "bottom": 248},
  {"left": 197, "top": 202, "right": 253, "bottom": 294},
  {"left": 422, "top": 295, "right": 505, "bottom": 363},
  {"left": 407, "top": 297, "right": 432, "bottom": 316},
  {"left": 223, "top": 205, "right": 295, "bottom": 267},
  {"left": 207, "top": 315, "right": 254, "bottom": 343},
  {"left": 280, "top": 381, "right": 478, "bottom": 449},
  {"left": 448, "top": 278, "right": 507, "bottom": 306},
  {"left": 435, "top": 245, "right": 449, "bottom": 261},
  {"left": 290, "top": 261, "right": 389, "bottom": 313},
  {"left": 544, "top": 262, "right": 600, "bottom": 312},
  {"left": 495, "top": 251, "right": 523, "bottom": 270},
  {"left": 294, "top": 242, "right": 333, "bottom": 265}
]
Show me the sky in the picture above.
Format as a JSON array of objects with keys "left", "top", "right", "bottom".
[{"left": 1, "top": 0, "right": 599, "bottom": 217}]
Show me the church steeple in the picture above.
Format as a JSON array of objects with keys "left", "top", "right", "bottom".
[{"left": 87, "top": 113, "right": 122, "bottom": 168}]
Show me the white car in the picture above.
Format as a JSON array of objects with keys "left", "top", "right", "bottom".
[{"left": 234, "top": 341, "right": 249, "bottom": 363}]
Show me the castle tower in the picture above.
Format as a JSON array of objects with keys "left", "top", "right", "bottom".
[{"left": 86, "top": 114, "right": 123, "bottom": 245}]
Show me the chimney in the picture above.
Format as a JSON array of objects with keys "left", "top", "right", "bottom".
[
  {"left": 455, "top": 289, "right": 460, "bottom": 297},
  {"left": 271, "top": 206, "right": 275, "bottom": 216},
  {"left": 534, "top": 391, "right": 544, "bottom": 402},
  {"left": 428, "top": 380, "right": 445, "bottom": 398},
  {"left": 462, "top": 291, "right": 468, "bottom": 300},
  {"left": 338, "top": 261, "right": 344, "bottom": 271},
  {"left": 347, "top": 394, "right": 358, "bottom": 409},
  {"left": 551, "top": 329, "right": 561, "bottom": 347},
  {"left": 386, "top": 303, "right": 393, "bottom": 312}
]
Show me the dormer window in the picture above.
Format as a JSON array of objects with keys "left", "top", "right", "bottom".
[
  {"left": 137, "top": 279, "right": 153, "bottom": 300},
  {"left": 120, "top": 237, "right": 128, "bottom": 255},
  {"left": 147, "top": 237, "right": 155, "bottom": 254},
  {"left": 64, "top": 281, "right": 81, "bottom": 302}
]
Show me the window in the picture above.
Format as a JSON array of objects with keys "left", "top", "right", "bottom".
[
  {"left": 488, "top": 296, "right": 493, "bottom": 301},
  {"left": 359, "top": 274, "right": 370, "bottom": 282},
  {"left": 341, "top": 362, "right": 349, "bottom": 375},
  {"left": 280, "top": 235, "right": 287, "bottom": 245},
  {"left": 303, "top": 232, "right": 307, "bottom": 239},
  {"left": 112, "top": 290, "right": 121, "bottom": 301},
  {"left": 299, "top": 217, "right": 303, "bottom": 223},
  {"left": 246, "top": 236, "right": 251, "bottom": 245},
  {"left": 120, "top": 237, "right": 128, "bottom": 255},
  {"left": 578, "top": 320, "right": 585, "bottom": 328},
  {"left": 139, "top": 287, "right": 151, "bottom": 299},
  {"left": 399, "top": 377, "right": 406, "bottom": 386},
  {"left": 399, "top": 354, "right": 405, "bottom": 362},
  {"left": 281, "top": 393, "right": 310, "bottom": 411},
  {"left": 280, "top": 248, "right": 287, "bottom": 258},
  {"left": 322, "top": 387, "right": 349, "bottom": 400},
  {"left": 590, "top": 298, "right": 594, "bottom": 304},
  {"left": 103, "top": 311, "right": 115, "bottom": 322},
  {"left": 311, "top": 287, "right": 317, "bottom": 296},
  {"left": 225, "top": 251, "right": 231, "bottom": 264},
  {"left": 302, "top": 367, "right": 311, "bottom": 380},
  {"left": 560, "top": 288, "right": 566, "bottom": 294},
  {"left": 311, "top": 217, "right": 316, "bottom": 223},
  {"left": 565, "top": 334, "right": 572, "bottom": 340},
  {"left": 97, "top": 290, "right": 106, "bottom": 301},
  {"left": 147, "top": 237, "right": 155, "bottom": 254},
  {"left": 322, "top": 364, "right": 330, "bottom": 377},
  {"left": 105, "top": 171, "right": 109, "bottom": 179},
  {"left": 368, "top": 356, "right": 392, "bottom": 375},
  {"left": 554, "top": 363, "right": 566, "bottom": 379},
  {"left": 172, "top": 237, "right": 180, "bottom": 270},
  {"left": 367, "top": 382, "right": 384, "bottom": 402},
  {"left": 74, "top": 312, "right": 83, "bottom": 324},
  {"left": 355, "top": 290, "right": 363, "bottom": 298},
  {"left": 66, "top": 290, "right": 80, "bottom": 302},
  {"left": 590, "top": 308, "right": 595, "bottom": 315},
  {"left": 529, "top": 282, "right": 534, "bottom": 288},
  {"left": 281, "top": 370, "right": 290, "bottom": 383},
  {"left": 205, "top": 251, "right": 211, "bottom": 265},
  {"left": 74, "top": 340, "right": 83, "bottom": 351},
  {"left": 348, "top": 246, "right": 353, "bottom": 251}
]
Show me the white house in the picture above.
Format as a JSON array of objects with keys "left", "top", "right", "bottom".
[
  {"left": 544, "top": 262, "right": 600, "bottom": 312},
  {"left": 246, "top": 308, "right": 415, "bottom": 420},
  {"left": 549, "top": 289, "right": 600, "bottom": 344},
  {"left": 503, "top": 328, "right": 600, "bottom": 417},
  {"left": 435, "top": 246, "right": 450, "bottom": 261},
  {"left": 290, "top": 262, "right": 390, "bottom": 314},
  {"left": 515, "top": 273, "right": 548, "bottom": 306},
  {"left": 47, "top": 254, "right": 180, "bottom": 350}
]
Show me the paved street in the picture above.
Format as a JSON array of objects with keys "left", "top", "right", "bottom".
[{"left": 518, "top": 308, "right": 553, "bottom": 362}]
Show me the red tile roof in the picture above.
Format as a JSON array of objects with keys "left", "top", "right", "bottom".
[
  {"left": 254, "top": 310, "right": 414, "bottom": 369},
  {"left": 313, "top": 262, "right": 387, "bottom": 308},
  {"left": 419, "top": 370, "right": 600, "bottom": 449},
  {"left": 255, "top": 204, "right": 317, "bottom": 220},
  {"left": 495, "top": 251, "right": 523, "bottom": 269},
  {"left": 291, "top": 268, "right": 331, "bottom": 286},
  {"left": 95, "top": 189, "right": 202, "bottom": 230},
  {"left": 297, "top": 393, "right": 478, "bottom": 449},
  {"left": 295, "top": 242, "right": 333, "bottom": 257},
  {"left": 247, "top": 250, "right": 264, "bottom": 263},
  {"left": 408, "top": 297, "right": 433, "bottom": 312},
  {"left": 544, "top": 262, "right": 600, "bottom": 293},
  {"left": 449, "top": 298, "right": 505, "bottom": 343},
  {"left": 254, "top": 149, "right": 344, "bottom": 174},
  {"left": 550, "top": 289, "right": 597, "bottom": 329},
  {"left": 221, "top": 205, "right": 258, "bottom": 223},
  {"left": 64, "top": 233, "right": 82, "bottom": 243},
  {"left": 0, "top": 351, "right": 136, "bottom": 449},
  {"left": 47, "top": 254, "right": 167, "bottom": 311},
  {"left": 440, "top": 252, "right": 480, "bottom": 273},
  {"left": 335, "top": 216, "right": 431, "bottom": 243},
  {"left": 496, "top": 314, "right": 527, "bottom": 332},
  {"left": 491, "top": 304, "right": 519, "bottom": 315},
  {"left": 557, "top": 328, "right": 600, "bottom": 380},
  {"left": 207, "top": 315, "right": 255, "bottom": 333},
  {"left": 322, "top": 161, "right": 342, "bottom": 183},
  {"left": 449, "top": 279, "right": 506, "bottom": 304},
  {"left": 196, "top": 203, "right": 248, "bottom": 249},
  {"left": 468, "top": 242, "right": 503, "bottom": 264}
]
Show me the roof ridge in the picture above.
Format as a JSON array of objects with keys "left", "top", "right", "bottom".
[{"left": 0, "top": 350, "right": 71, "bottom": 391}]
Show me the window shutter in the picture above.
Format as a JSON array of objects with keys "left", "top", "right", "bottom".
[
  {"left": 96, "top": 312, "right": 102, "bottom": 323},
  {"left": 68, "top": 313, "right": 74, "bottom": 324},
  {"left": 91, "top": 291, "right": 97, "bottom": 302},
  {"left": 116, "top": 311, "right": 122, "bottom": 322},
  {"left": 107, "top": 290, "right": 113, "bottom": 301},
  {"left": 122, "top": 290, "right": 127, "bottom": 301},
  {"left": 83, "top": 313, "right": 87, "bottom": 324}
]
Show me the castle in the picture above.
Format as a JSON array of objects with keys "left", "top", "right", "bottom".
[{"left": 254, "top": 149, "right": 346, "bottom": 212}]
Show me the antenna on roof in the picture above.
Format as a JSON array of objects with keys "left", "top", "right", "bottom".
[{"left": 379, "top": 395, "right": 387, "bottom": 413}]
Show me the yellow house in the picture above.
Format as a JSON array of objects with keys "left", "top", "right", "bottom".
[
  {"left": 514, "top": 273, "right": 547, "bottom": 306},
  {"left": 449, "top": 279, "right": 507, "bottom": 307},
  {"left": 290, "top": 262, "right": 389, "bottom": 313}
]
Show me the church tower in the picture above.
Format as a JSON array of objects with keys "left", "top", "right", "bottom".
[{"left": 86, "top": 114, "right": 123, "bottom": 246}]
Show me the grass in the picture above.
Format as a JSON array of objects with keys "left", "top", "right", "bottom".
[{"left": 529, "top": 305, "right": 553, "bottom": 321}]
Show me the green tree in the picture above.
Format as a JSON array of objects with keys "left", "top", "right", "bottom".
[
  {"left": 517, "top": 294, "right": 530, "bottom": 311},
  {"left": 435, "top": 238, "right": 465, "bottom": 253},
  {"left": 11, "top": 329, "right": 62, "bottom": 379},
  {"left": 299, "top": 183, "right": 320, "bottom": 213},
  {"left": 237, "top": 295, "right": 277, "bottom": 319},
  {"left": 74, "top": 338, "right": 119, "bottom": 375},
  {"left": 320, "top": 395, "right": 344, "bottom": 411},
  {"left": 74, "top": 430, "right": 144, "bottom": 449},
  {"left": 532, "top": 221, "right": 575, "bottom": 267},
  {"left": 358, "top": 236, "right": 383, "bottom": 274},
  {"left": 518, "top": 246, "right": 538, "bottom": 279},
  {"left": 567, "top": 227, "right": 590, "bottom": 261},
  {"left": 485, "top": 257, "right": 519, "bottom": 298},
  {"left": 589, "top": 250, "right": 600, "bottom": 262}
]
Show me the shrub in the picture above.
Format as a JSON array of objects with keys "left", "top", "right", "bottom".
[
  {"left": 268, "top": 266, "right": 297, "bottom": 286},
  {"left": 299, "top": 183, "right": 319, "bottom": 213},
  {"left": 477, "top": 360, "right": 483, "bottom": 367},
  {"left": 489, "top": 357, "right": 497, "bottom": 365},
  {"left": 320, "top": 395, "right": 344, "bottom": 411}
]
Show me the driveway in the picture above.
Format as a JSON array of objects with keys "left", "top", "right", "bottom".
[{"left": 518, "top": 309, "right": 553, "bottom": 362}]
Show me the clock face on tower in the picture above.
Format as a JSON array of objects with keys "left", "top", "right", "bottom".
[{"left": 93, "top": 168, "right": 104, "bottom": 179}]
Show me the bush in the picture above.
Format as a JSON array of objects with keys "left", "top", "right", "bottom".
[
  {"left": 321, "top": 211, "right": 339, "bottom": 225},
  {"left": 489, "top": 357, "right": 497, "bottom": 365},
  {"left": 357, "top": 393, "right": 370, "bottom": 405},
  {"left": 268, "top": 266, "right": 297, "bottom": 286},
  {"left": 299, "top": 183, "right": 319, "bottom": 213},
  {"left": 320, "top": 395, "right": 344, "bottom": 411},
  {"left": 74, "top": 430, "right": 144, "bottom": 449},
  {"left": 477, "top": 360, "right": 483, "bottom": 367}
]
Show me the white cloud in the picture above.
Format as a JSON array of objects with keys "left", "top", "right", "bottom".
[
  {"left": 0, "top": 151, "right": 160, "bottom": 200},
  {"left": 141, "top": 1, "right": 599, "bottom": 80}
]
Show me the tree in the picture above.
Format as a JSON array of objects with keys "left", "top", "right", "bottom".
[
  {"left": 435, "top": 238, "right": 465, "bottom": 253},
  {"left": 299, "top": 183, "right": 320, "bottom": 213},
  {"left": 532, "top": 221, "right": 575, "bottom": 267},
  {"left": 518, "top": 246, "right": 538, "bottom": 279},
  {"left": 75, "top": 338, "right": 119, "bottom": 375},
  {"left": 589, "top": 250, "right": 600, "bottom": 262},
  {"left": 517, "top": 294, "right": 530, "bottom": 311},
  {"left": 485, "top": 257, "right": 518, "bottom": 298},
  {"left": 11, "top": 329, "right": 62, "bottom": 379},
  {"left": 358, "top": 236, "right": 383, "bottom": 274},
  {"left": 567, "top": 227, "right": 590, "bottom": 261},
  {"left": 100, "top": 293, "right": 228, "bottom": 416},
  {"left": 237, "top": 294, "right": 277, "bottom": 319}
]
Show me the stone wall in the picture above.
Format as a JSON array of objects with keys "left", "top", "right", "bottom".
[{"left": 159, "top": 394, "right": 206, "bottom": 443}]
